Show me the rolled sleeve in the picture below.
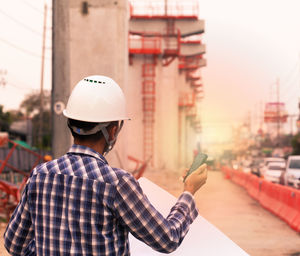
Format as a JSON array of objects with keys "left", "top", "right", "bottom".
[{"left": 113, "top": 175, "right": 198, "bottom": 253}]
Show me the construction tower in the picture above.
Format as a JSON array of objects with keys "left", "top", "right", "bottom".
[{"left": 128, "top": 0, "right": 206, "bottom": 168}]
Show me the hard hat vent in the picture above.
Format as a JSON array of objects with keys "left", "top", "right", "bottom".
[{"left": 83, "top": 78, "right": 106, "bottom": 84}]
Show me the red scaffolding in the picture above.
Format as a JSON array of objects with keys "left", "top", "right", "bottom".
[
  {"left": 129, "top": 0, "right": 199, "bottom": 20},
  {"left": 128, "top": 0, "right": 205, "bottom": 164}
]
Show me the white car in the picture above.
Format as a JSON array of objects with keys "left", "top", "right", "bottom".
[
  {"left": 284, "top": 155, "right": 300, "bottom": 189},
  {"left": 259, "top": 157, "right": 285, "bottom": 177},
  {"left": 264, "top": 162, "right": 286, "bottom": 184}
]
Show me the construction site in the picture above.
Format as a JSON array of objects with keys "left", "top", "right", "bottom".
[
  {"left": 1, "top": 0, "right": 300, "bottom": 255},
  {"left": 50, "top": 0, "right": 206, "bottom": 171}
]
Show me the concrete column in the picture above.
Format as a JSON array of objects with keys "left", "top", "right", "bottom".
[
  {"left": 64, "top": 0, "right": 129, "bottom": 167},
  {"left": 52, "top": 0, "right": 71, "bottom": 158},
  {"left": 156, "top": 60, "right": 179, "bottom": 170},
  {"left": 127, "top": 56, "right": 144, "bottom": 161}
]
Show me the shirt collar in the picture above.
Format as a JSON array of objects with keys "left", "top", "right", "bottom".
[{"left": 67, "top": 144, "right": 108, "bottom": 164}]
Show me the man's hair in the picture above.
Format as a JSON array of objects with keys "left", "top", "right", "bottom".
[{"left": 67, "top": 118, "right": 105, "bottom": 142}]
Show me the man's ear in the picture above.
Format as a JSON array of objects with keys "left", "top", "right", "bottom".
[{"left": 108, "top": 123, "right": 118, "bottom": 141}]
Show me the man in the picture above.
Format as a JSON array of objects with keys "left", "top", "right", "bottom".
[{"left": 4, "top": 75, "right": 207, "bottom": 255}]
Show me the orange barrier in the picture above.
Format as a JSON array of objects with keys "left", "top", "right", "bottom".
[
  {"left": 230, "top": 169, "right": 250, "bottom": 188},
  {"left": 270, "top": 183, "right": 284, "bottom": 216},
  {"left": 290, "top": 190, "right": 300, "bottom": 231},
  {"left": 277, "top": 186, "right": 299, "bottom": 230},
  {"left": 240, "top": 172, "right": 251, "bottom": 189},
  {"left": 246, "top": 174, "right": 261, "bottom": 201},
  {"left": 259, "top": 180, "right": 282, "bottom": 215},
  {"left": 222, "top": 166, "right": 300, "bottom": 232},
  {"left": 221, "top": 166, "right": 232, "bottom": 179}
]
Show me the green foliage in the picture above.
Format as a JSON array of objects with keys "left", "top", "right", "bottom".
[
  {"left": 31, "top": 110, "right": 51, "bottom": 150},
  {"left": 0, "top": 105, "right": 12, "bottom": 131},
  {"left": 0, "top": 105, "right": 23, "bottom": 132},
  {"left": 20, "top": 91, "right": 51, "bottom": 150},
  {"left": 291, "top": 132, "right": 300, "bottom": 155},
  {"left": 20, "top": 91, "right": 51, "bottom": 117}
]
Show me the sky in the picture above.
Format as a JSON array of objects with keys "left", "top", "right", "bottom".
[
  {"left": 1, "top": 0, "right": 300, "bottom": 144},
  {"left": 198, "top": 0, "right": 300, "bottom": 144},
  {"left": 0, "top": 0, "right": 52, "bottom": 110}
]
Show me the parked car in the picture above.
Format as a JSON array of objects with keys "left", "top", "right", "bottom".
[
  {"left": 283, "top": 155, "right": 300, "bottom": 189},
  {"left": 259, "top": 157, "right": 285, "bottom": 177},
  {"left": 264, "top": 162, "right": 286, "bottom": 184}
]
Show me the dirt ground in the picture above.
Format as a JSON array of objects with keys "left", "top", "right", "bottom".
[
  {"left": 1, "top": 168, "right": 300, "bottom": 256},
  {"left": 144, "top": 168, "right": 300, "bottom": 256}
]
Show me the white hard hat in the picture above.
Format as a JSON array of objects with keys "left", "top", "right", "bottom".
[{"left": 63, "top": 75, "right": 130, "bottom": 122}]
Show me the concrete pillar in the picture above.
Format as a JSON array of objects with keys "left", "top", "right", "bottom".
[
  {"left": 127, "top": 56, "right": 144, "bottom": 161},
  {"left": 52, "top": 0, "right": 71, "bottom": 158},
  {"left": 156, "top": 60, "right": 179, "bottom": 170},
  {"left": 67, "top": 0, "right": 129, "bottom": 167}
]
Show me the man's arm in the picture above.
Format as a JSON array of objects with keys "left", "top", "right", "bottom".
[
  {"left": 4, "top": 184, "right": 35, "bottom": 256},
  {"left": 113, "top": 174, "right": 199, "bottom": 253}
]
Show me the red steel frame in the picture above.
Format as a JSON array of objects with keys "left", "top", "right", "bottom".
[
  {"left": 128, "top": 0, "right": 204, "bottom": 164},
  {"left": 142, "top": 55, "right": 156, "bottom": 165},
  {"left": 128, "top": 155, "right": 151, "bottom": 180},
  {"left": 129, "top": 33, "right": 162, "bottom": 55},
  {"left": 129, "top": 0, "right": 199, "bottom": 20},
  {"left": 0, "top": 140, "right": 45, "bottom": 220}
]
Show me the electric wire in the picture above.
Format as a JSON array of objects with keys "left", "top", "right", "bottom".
[
  {"left": 280, "top": 74, "right": 299, "bottom": 100},
  {"left": 20, "top": 0, "right": 44, "bottom": 15},
  {"left": 281, "top": 61, "right": 299, "bottom": 86},
  {"left": 19, "top": 0, "right": 53, "bottom": 14},
  {"left": 0, "top": 8, "right": 43, "bottom": 37},
  {"left": 0, "top": 37, "right": 51, "bottom": 60},
  {"left": 280, "top": 76, "right": 299, "bottom": 100},
  {"left": 7, "top": 81, "right": 36, "bottom": 91}
]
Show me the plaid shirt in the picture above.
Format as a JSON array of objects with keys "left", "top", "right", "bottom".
[{"left": 4, "top": 144, "right": 198, "bottom": 256}]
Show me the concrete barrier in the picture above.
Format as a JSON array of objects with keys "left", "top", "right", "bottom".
[
  {"left": 277, "top": 186, "right": 296, "bottom": 222},
  {"left": 290, "top": 190, "right": 300, "bottom": 231},
  {"left": 222, "top": 166, "right": 300, "bottom": 233},
  {"left": 240, "top": 172, "right": 250, "bottom": 189},
  {"left": 259, "top": 180, "right": 282, "bottom": 215},
  {"left": 246, "top": 174, "right": 261, "bottom": 201}
]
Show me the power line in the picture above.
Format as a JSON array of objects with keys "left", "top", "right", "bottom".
[
  {"left": 7, "top": 81, "right": 35, "bottom": 91},
  {"left": 20, "top": 0, "right": 44, "bottom": 15},
  {"left": 0, "top": 37, "right": 51, "bottom": 60},
  {"left": 279, "top": 60, "right": 300, "bottom": 100},
  {"left": 281, "top": 61, "right": 299, "bottom": 86},
  {"left": 19, "top": 0, "right": 53, "bottom": 14},
  {"left": 280, "top": 75, "right": 299, "bottom": 100},
  {"left": 0, "top": 8, "right": 42, "bottom": 37}
]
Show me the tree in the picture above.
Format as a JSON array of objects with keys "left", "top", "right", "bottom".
[
  {"left": 0, "top": 105, "right": 23, "bottom": 132},
  {"left": 20, "top": 91, "right": 50, "bottom": 117},
  {"left": 291, "top": 132, "right": 300, "bottom": 155},
  {"left": 20, "top": 91, "right": 51, "bottom": 150}
]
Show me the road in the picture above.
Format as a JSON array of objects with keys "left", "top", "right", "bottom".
[
  {"left": 145, "top": 168, "right": 300, "bottom": 256},
  {"left": 1, "top": 168, "right": 300, "bottom": 256}
]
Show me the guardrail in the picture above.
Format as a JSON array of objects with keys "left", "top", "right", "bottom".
[{"left": 221, "top": 166, "right": 300, "bottom": 232}]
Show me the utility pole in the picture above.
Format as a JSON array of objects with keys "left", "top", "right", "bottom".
[
  {"left": 38, "top": 4, "right": 47, "bottom": 148},
  {"left": 165, "top": 0, "right": 168, "bottom": 16},
  {"left": 52, "top": 0, "right": 71, "bottom": 158},
  {"left": 276, "top": 78, "right": 280, "bottom": 145}
]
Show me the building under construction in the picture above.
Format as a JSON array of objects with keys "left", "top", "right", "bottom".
[{"left": 52, "top": 0, "right": 206, "bottom": 170}]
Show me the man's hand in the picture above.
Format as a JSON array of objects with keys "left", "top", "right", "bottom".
[{"left": 183, "top": 164, "right": 207, "bottom": 195}]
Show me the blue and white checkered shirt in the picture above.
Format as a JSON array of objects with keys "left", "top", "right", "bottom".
[{"left": 4, "top": 144, "right": 198, "bottom": 256}]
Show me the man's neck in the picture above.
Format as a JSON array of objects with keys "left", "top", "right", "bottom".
[{"left": 74, "top": 138, "right": 105, "bottom": 155}]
